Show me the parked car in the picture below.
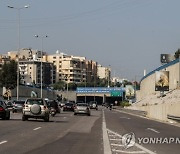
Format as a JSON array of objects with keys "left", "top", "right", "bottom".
[
  {"left": 0, "top": 100, "right": 10, "bottom": 120},
  {"left": 12, "top": 100, "right": 25, "bottom": 113},
  {"left": 22, "top": 98, "right": 50, "bottom": 122},
  {"left": 89, "top": 101, "right": 98, "bottom": 110},
  {"left": 63, "top": 102, "right": 75, "bottom": 111},
  {"left": 74, "top": 103, "right": 91, "bottom": 116}
]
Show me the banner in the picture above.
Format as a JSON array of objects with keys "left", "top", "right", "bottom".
[
  {"left": 125, "top": 85, "right": 135, "bottom": 97},
  {"left": 155, "top": 71, "right": 169, "bottom": 91}
]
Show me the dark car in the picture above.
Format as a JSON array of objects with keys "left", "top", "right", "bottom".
[
  {"left": 6, "top": 101, "right": 13, "bottom": 111},
  {"left": 63, "top": 103, "right": 75, "bottom": 111},
  {"left": 0, "top": 100, "right": 10, "bottom": 120},
  {"left": 89, "top": 101, "right": 98, "bottom": 110},
  {"left": 12, "top": 100, "right": 25, "bottom": 113}
]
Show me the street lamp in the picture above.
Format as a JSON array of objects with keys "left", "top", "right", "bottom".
[
  {"left": 35, "top": 35, "right": 48, "bottom": 98},
  {"left": 7, "top": 5, "right": 30, "bottom": 100},
  {"left": 107, "top": 65, "right": 111, "bottom": 88}
]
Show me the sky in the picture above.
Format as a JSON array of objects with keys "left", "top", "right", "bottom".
[{"left": 1, "top": 0, "right": 180, "bottom": 81}]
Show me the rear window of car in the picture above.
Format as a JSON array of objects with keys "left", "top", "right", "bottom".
[
  {"left": 26, "top": 99, "right": 44, "bottom": 105},
  {"left": 65, "top": 103, "right": 73, "bottom": 106},
  {"left": 14, "top": 101, "right": 25, "bottom": 104},
  {"left": 77, "top": 103, "right": 88, "bottom": 107}
]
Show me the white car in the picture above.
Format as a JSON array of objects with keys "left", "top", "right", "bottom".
[
  {"left": 22, "top": 98, "right": 50, "bottom": 122},
  {"left": 74, "top": 103, "right": 91, "bottom": 116}
]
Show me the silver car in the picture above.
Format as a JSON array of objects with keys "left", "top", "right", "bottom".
[
  {"left": 74, "top": 103, "right": 91, "bottom": 116},
  {"left": 22, "top": 98, "right": 50, "bottom": 122}
]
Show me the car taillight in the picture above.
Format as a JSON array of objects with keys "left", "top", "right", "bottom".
[{"left": 0, "top": 107, "right": 4, "bottom": 111}]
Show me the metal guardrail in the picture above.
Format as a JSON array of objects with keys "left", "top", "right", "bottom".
[{"left": 167, "top": 114, "right": 180, "bottom": 121}]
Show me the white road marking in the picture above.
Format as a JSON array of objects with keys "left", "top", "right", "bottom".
[
  {"left": 120, "top": 117, "right": 131, "bottom": 119},
  {"left": 33, "top": 127, "right": 42, "bottom": 131},
  {"left": 147, "top": 128, "right": 160, "bottom": 134},
  {"left": 112, "top": 149, "right": 146, "bottom": 153},
  {"left": 0, "top": 141, "right": 7, "bottom": 145},
  {"left": 102, "top": 110, "right": 112, "bottom": 154},
  {"left": 107, "top": 129, "right": 156, "bottom": 154},
  {"left": 111, "top": 143, "right": 124, "bottom": 147},
  {"left": 109, "top": 138, "right": 122, "bottom": 141}
]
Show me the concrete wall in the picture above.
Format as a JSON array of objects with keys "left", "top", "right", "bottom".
[
  {"left": 128, "top": 103, "right": 180, "bottom": 122},
  {"left": 138, "top": 59, "right": 179, "bottom": 100}
]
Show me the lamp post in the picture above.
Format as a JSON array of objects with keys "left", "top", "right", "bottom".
[
  {"left": 7, "top": 5, "right": 29, "bottom": 100},
  {"left": 107, "top": 65, "right": 111, "bottom": 88},
  {"left": 35, "top": 35, "right": 48, "bottom": 98}
]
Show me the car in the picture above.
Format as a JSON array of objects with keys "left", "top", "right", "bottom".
[
  {"left": 74, "top": 103, "right": 91, "bottom": 116},
  {"left": 5, "top": 101, "right": 13, "bottom": 111},
  {"left": 12, "top": 100, "right": 25, "bottom": 113},
  {"left": 63, "top": 102, "right": 75, "bottom": 111},
  {"left": 22, "top": 98, "right": 50, "bottom": 122},
  {"left": 0, "top": 100, "right": 10, "bottom": 120},
  {"left": 89, "top": 101, "right": 98, "bottom": 110}
]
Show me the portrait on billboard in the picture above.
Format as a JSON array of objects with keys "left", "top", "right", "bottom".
[
  {"left": 155, "top": 71, "right": 169, "bottom": 91},
  {"left": 125, "top": 85, "right": 135, "bottom": 98}
]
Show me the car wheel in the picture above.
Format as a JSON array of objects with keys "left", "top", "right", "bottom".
[
  {"left": 6, "top": 112, "right": 10, "bottom": 120},
  {"left": 88, "top": 113, "right": 91, "bottom": 116},
  {"left": 22, "top": 115, "right": 28, "bottom": 121},
  {"left": 74, "top": 113, "right": 77, "bottom": 115},
  {"left": 44, "top": 115, "right": 49, "bottom": 122}
]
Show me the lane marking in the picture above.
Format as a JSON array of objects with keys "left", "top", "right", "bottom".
[
  {"left": 111, "top": 143, "right": 124, "bottom": 147},
  {"left": 107, "top": 129, "right": 156, "bottom": 154},
  {"left": 33, "top": 127, "right": 42, "bottom": 131},
  {"left": 0, "top": 141, "right": 7, "bottom": 145},
  {"left": 102, "top": 110, "right": 112, "bottom": 154},
  {"left": 147, "top": 128, "right": 160, "bottom": 134},
  {"left": 120, "top": 117, "right": 131, "bottom": 120},
  {"left": 109, "top": 138, "right": 122, "bottom": 141},
  {"left": 112, "top": 149, "right": 146, "bottom": 154}
]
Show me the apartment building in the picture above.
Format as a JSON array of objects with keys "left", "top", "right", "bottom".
[
  {"left": 45, "top": 50, "right": 97, "bottom": 84},
  {"left": 19, "top": 60, "right": 55, "bottom": 86},
  {"left": 97, "top": 64, "right": 111, "bottom": 80},
  {"left": 7, "top": 48, "right": 55, "bottom": 86}
]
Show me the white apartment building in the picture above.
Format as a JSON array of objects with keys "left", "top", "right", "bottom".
[
  {"left": 97, "top": 64, "right": 111, "bottom": 80},
  {"left": 45, "top": 50, "right": 96, "bottom": 84}
]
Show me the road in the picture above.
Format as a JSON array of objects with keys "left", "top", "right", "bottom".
[{"left": 0, "top": 106, "right": 179, "bottom": 154}]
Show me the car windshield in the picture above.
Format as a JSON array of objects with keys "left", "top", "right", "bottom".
[
  {"left": 27, "top": 99, "right": 44, "bottom": 105},
  {"left": 0, "top": 101, "right": 5, "bottom": 106}
]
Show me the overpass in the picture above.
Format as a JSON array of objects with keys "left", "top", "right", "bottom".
[{"left": 76, "top": 87, "right": 125, "bottom": 105}]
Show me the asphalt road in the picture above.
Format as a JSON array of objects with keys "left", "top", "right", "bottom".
[
  {"left": 104, "top": 108, "right": 180, "bottom": 154},
  {"left": 0, "top": 107, "right": 180, "bottom": 154},
  {"left": 0, "top": 109, "right": 103, "bottom": 154}
]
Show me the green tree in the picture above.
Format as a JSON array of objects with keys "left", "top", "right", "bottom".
[
  {"left": 174, "top": 48, "right": 180, "bottom": 59},
  {"left": 0, "top": 60, "right": 17, "bottom": 89},
  {"left": 52, "top": 81, "right": 66, "bottom": 90}
]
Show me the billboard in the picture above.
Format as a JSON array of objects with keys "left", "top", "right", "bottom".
[
  {"left": 160, "top": 54, "right": 175, "bottom": 64},
  {"left": 125, "top": 85, "right": 135, "bottom": 97},
  {"left": 155, "top": 71, "right": 169, "bottom": 91}
]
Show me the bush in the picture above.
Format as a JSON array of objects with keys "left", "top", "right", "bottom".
[{"left": 120, "top": 101, "right": 131, "bottom": 107}]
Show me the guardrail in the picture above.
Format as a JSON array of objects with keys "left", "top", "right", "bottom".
[{"left": 167, "top": 114, "right": 180, "bottom": 121}]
